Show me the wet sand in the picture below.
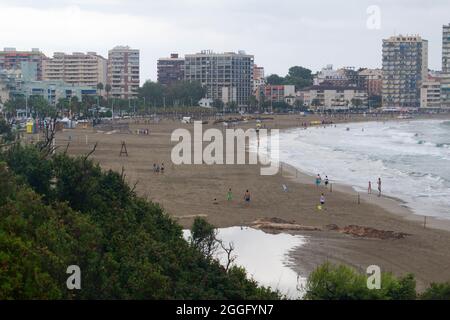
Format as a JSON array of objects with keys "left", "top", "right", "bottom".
[{"left": 53, "top": 113, "right": 450, "bottom": 292}]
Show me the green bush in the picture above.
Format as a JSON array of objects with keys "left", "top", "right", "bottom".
[
  {"left": 420, "top": 282, "right": 450, "bottom": 300},
  {"left": 304, "top": 263, "right": 417, "bottom": 300}
]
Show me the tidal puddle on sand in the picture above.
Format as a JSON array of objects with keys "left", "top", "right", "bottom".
[{"left": 184, "top": 226, "right": 307, "bottom": 299}]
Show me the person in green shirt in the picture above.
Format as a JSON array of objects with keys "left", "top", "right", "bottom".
[{"left": 227, "top": 188, "right": 233, "bottom": 201}]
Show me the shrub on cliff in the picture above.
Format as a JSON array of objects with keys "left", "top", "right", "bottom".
[
  {"left": 304, "top": 263, "right": 416, "bottom": 300},
  {"left": 0, "top": 145, "right": 280, "bottom": 300}
]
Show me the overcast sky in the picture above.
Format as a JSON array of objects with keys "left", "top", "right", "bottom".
[{"left": 0, "top": 0, "right": 449, "bottom": 83}]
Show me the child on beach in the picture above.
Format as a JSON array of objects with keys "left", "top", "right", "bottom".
[
  {"left": 320, "top": 193, "right": 325, "bottom": 206},
  {"left": 227, "top": 188, "right": 233, "bottom": 201},
  {"left": 324, "top": 176, "right": 329, "bottom": 188},
  {"left": 244, "top": 190, "right": 251, "bottom": 205},
  {"left": 161, "top": 163, "right": 164, "bottom": 174},
  {"left": 368, "top": 181, "right": 372, "bottom": 194}
]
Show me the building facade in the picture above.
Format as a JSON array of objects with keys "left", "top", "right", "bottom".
[
  {"left": 107, "top": 46, "right": 140, "bottom": 99},
  {"left": 184, "top": 50, "right": 254, "bottom": 106},
  {"left": 358, "top": 68, "right": 382, "bottom": 96},
  {"left": 442, "top": 24, "right": 450, "bottom": 108},
  {"left": 420, "top": 80, "right": 441, "bottom": 108},
  {"left": 301, "top": 85, "right": 368, "bottom": 110},
  {"left": 157, "top": 53, "right": 185, "bottom": 86},
  {"left": 0, "top": 48, "right": 45, "bottom": 80},
  {"left": 253, "top": 64, "right": 265, "bottom": 92},
  {"left": 382, "top": 35, "right": 428, "bottom": 108},
  {"left": 17, "top": 81, "right": 97, "bottom": 106},
  {"left": 43, "top": 52, "right": 107, "bottom": 89},
  {"left": 261, "top": 85, "right": 295, "bottom": 103}
]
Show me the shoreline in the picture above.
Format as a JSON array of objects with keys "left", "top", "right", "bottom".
[
  {"left": 280, "top": 160, "right": 450, "bottom": 234},
  {"left": 273, "top": 117, "right": 450, "bottom": 233}
]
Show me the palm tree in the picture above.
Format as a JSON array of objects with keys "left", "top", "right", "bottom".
[
  {"left": 97, "top": 83, "right": 104, "bottom": 97},
  {"left": 105, "top": 84, "right": 112, "bottom": 100}
]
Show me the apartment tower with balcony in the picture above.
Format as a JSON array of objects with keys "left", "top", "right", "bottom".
[
  {"left": 184, "top": 50, "right": 254, "bottom": 106},
  {"left": 382, "top": 35, "right": 428, "bottom": 108},
  {"left": 157, "top": 53, "right": 185, "bottom": 86},
  {"left": 42, "top": 52, "right": 107, "bottom": 89},
  {"left": 107, "top": 46, "right": 140, "bottom": 99}
]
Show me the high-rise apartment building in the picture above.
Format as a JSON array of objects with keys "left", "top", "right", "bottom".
[
  {"left": 441, "top": 24, "right": 450, "bottom": 108},
  {"left": 0, "top": 48, "right": 45, "bottom": 80},
  {"left": 184, "top": 50, "right": 254, "bottom": 106},
  {"left": 42, "top": 52, "right": 107, "bottom": 89},
  {"left": 107, "top": 46, "right": 140, "bottom": 99},
  {"left": 382, "top": 35, "right": 428, "bottom": 108},
  {"left": 157, "top": 53, "right": 185, "bottom": 86}
]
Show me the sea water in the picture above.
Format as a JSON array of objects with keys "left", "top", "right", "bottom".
[
  {"left": 183, "top": 227, "right": 306, "bottom": 299},
  {"left": 259, "top": 119, "right": 450, "bottom": 219}
]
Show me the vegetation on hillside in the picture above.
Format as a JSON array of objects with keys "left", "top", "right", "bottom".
[{"left": 0, "top": 134, "right": 280, "bottom": 299}]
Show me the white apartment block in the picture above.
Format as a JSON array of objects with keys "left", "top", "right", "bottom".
[
  {"left": 107, "top": 46, "right": 140, "bottom": 99},
  {"left": 184, "top": 50, "right": 254, "bottom": 106},
  {"left": 382, "top": 35, "right": 428, "bottom": 108},
  {"left": 420, "top": 80, "right": 441, "bottom": 108},
  {"left": 302, "top": 85, "right": 368, "bottom": 110},
  {"left": 43, "top": 52, "right": 107, "bottom": 90}
]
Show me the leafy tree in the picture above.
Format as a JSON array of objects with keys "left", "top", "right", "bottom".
[
  {"left": 190, "top": 217, "right": 218, "bottom": 259},
  {"left": 28, "top": 95, "right": 54, "bottom": 117},
  {"left": 138, "top": 81, "right": 165, "bottom": 107},
  {"left": 284, "top": 66, "right": 313, "bottom": 89},
  {"left": 266, "top": 74, "right": 285, "bottom": 85}
]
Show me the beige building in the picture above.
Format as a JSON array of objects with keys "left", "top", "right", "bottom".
[
  {"left": 253, "top": 64, "right": 265, "bottom": 92},
  {"left": 43, "top": 52, "right": 107, "bottom": 90},
  {"left": 302, "top": 85, "right": 368, "bottom": 110},
  {"left": 107, "top": 46, "right": 140, "bottom": 99},
  {"left": 420, "top": 80, "right": 441, "bottom": 108},
  {"left": 358, "top": 68, "right": 382, "bottom": 96}
]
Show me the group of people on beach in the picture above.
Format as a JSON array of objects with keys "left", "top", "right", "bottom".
[
  {"left": 315, "top": 174, "right": 330, "bottom": 209},
  {"left": 152, "top": 163, "right": 165, "bottom": 174},
  {"left": 213, "top": 188, "right": 251, "bottom": 206},
  {"left": 368, "top": 178, "right": 382, "bottom": 197}
]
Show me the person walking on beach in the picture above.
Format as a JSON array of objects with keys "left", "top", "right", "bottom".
[
  {"left": 227, "top": 188, "right": 233, "bottom": 201},
  {"left": 324, "top": 176, "right": 329, "bottom": 188},
  {"left": 377, "top": 178, "right": 382, "bottom": 197},
  {"left": 368, "top": 181, "right": 372, "bottom": 194},
  {"left": 152, "top": 163, "right": 157, "bottom": 173},
  {"left": 316, "top": 174, "right": 322, "bottom": 188},
  {"left": 244, "top": 190, "right": 251, "bottom": 206},
  {"left": 161, "top": 163, "right": 165, "bottom": 174}
]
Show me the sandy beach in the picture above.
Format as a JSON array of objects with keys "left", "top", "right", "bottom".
[{"left": 53, "top": 113, "right": 450, "bottom": 292}]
